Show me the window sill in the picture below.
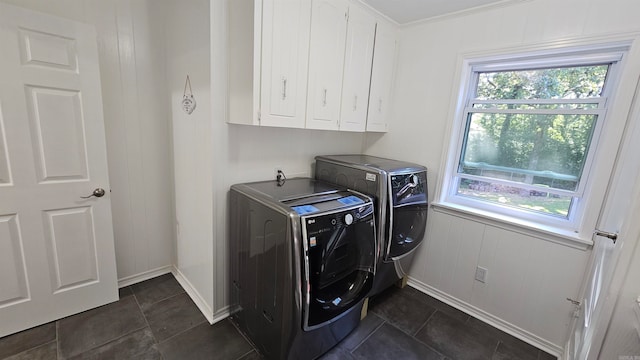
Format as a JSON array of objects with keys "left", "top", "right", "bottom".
[{"left": 430, "top": 202, "right": 593, "bottom": 250}]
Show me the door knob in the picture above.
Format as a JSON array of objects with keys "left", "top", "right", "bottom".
[{"left": 81, "top": 188, "right": 106, "bottom": 199}]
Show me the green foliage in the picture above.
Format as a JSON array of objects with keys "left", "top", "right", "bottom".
[
  {"left": 476, "top": 65, "right": 608, "bottom": 100},
  {"left": 462, "top": 65, "right": 608, "bottom": 190}
]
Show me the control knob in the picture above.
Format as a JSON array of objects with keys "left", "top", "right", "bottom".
[
  {"left": 344, "top": 213, "right": 353, "bottom": 225},
  {"left": 409, "top": 174, "right": 419, "bottom": 186}
]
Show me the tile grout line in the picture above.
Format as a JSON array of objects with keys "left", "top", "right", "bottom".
[
  {"left": 130, "top": 277, "right": 206, "bottom": 348},
  {"left": 66, "top": 293, "right": 149, "bottom": 359},
  {"left": 5, "top": 339, "right": 58, "bottom": 360},
  {"left": 130, "top": 287, "right": 183, "bottom": 359},
  {"left": 56, "top": 320, "right": 60, "bottom": 360},
  {"left": 133, "top": 290, "right": 156, "bottom": 344},
  {"left": 408, "top": 332, "right": 449, "bottom": 360},
  {"left": 400, "top": 310, "right": 449, "bottom": 360},
  {"left": 138, "top": 288, "right": 187, "bottom": 311},
  {"left": 68, "top": 325, "right": 148, "bottom": 359},
  {"left": 493, "top": 340, "right": 502, "bottom": 358},
  {"left": 412, "top": 308, "right": 437, "bottom": 337},
  {"left": 228, "top": 317, "right": 261, "bottom": 354},
  {"left": 348, "top": 318, "right": 387, "bottom": 355},
  {"left": 369, "top": 306, "right": 435, "bottom": 339},
  {"left": 234, "top": 348, "right": 256, "bottom": 360},
  {"left": 151, "top": 318, "right": 208, "bottom": 346},
  {"left": 352, "top": 314, "right": 447, "bottom": 360}
]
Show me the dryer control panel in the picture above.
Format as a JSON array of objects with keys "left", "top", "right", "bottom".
[{"left": 390, "top": 171, "right": 427, "bottom": 206}]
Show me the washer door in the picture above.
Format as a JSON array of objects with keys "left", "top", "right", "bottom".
[{"left": 303, "top": 205, "right": 375, "bottom": 330}]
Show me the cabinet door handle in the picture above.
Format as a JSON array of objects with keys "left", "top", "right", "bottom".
[
  {"left": 353, "top": 95, "right": 358, "bottom": 111},
  {"left": 322, "top": 88, "right": 327, "bottom": 107},
  {"left": 281, "top": 77, "right": 288, "bottom": 100},
  {"left": 378, "top": 98, "right": 383, "bottom": 112}
]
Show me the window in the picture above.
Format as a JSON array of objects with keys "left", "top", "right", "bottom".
[{"left": 441, "top": 47, "right": 626, "bottom": 230}]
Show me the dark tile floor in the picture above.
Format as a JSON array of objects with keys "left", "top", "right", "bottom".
[{"left": 0, "top": 274, "right": 557, "bottom": 360}]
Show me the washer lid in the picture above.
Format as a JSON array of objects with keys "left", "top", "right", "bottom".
[
  {"left": 316, "top": 154, "right": 427, "bottom": 174},
  {"left": 285, "top": 192, "right": 371, "bottom": 215},
  {"left": 238, "top": 178, "right": 339, "bottom": 202}
]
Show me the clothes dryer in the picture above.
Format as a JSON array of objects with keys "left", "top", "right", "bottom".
[
  {"left": 229, "top": 178, "right": 376, "bottom": 359},
  {"left": 315, "top": 155, "right": 428, "bottom": 296}
]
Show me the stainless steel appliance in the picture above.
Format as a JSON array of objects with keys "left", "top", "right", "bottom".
[
  {"left": 315, "top": 155, "right": 428, "bottom": 295},
  {"left": 229, "top": 178, "right": 376, "bottom": 360}
]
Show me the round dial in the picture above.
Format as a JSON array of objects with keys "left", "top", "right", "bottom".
[
  {"left": 344, "top": 213, "right": 353, "bottom": 225},
  {"left": 410, "top": 174, "right": 419, "bottom": 185}
]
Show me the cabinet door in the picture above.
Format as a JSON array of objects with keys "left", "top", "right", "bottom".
[
  {"left": 339, "top": 6, "right": 375, "bottom": 132},
  {"left": 260, "top": 0, "right": 312, "bottom": 128},
  {"left": 366, "top": 21, "right": 397, "bottom": 132},
  {"left": 305, "top": 0, "right": 348, "bottom": 130}
]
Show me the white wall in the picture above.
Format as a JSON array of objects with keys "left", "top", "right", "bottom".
[
  {"left": 364, "top": 0, "right": 640, "bottom": 354},
  {"left": 0, "top": 0, "right": 176, "bottom": 284},
  {"left": 163, "top": 0, "right": 214, "bottom": 319}
]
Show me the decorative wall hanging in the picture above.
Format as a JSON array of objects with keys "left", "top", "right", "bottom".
[{"left": 182, "top": 75, "right": 196, "bottom": 115}]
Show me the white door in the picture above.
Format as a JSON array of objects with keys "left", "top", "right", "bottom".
[
  {"left": 0, "top": 3, "right": 118, "bottom": 337},
  {"left": 260, "top": 0, "right": 312, "bottom": 128},
  {"left": 366, "top": 20, "right": 397, "bottom": 133},
  {"left": 564, "top": 235, "right": 617, "bottom": 359},
  {"left": 305, "top": 0, "right": 348, "bottom": 130},
  {"left": 339, "top": 4, "right": 375, "bottom": 132},
  {"left": 564, "top": 82, "right": 640, "bottom": 359}
]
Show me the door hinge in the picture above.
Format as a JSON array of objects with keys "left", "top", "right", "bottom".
[{"left": 594, "top": 229, "right": 618, "bottom": 244}]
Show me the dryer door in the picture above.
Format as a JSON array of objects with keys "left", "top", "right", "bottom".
[
  {"left": 386, "top": 171, "right": 428, "bottom": 260},
  {"left": 387, "top": 203, "right": 428, "bottom": 260},
  {"left": 302, "top": 204, "right": 375, "bottom": 330}
]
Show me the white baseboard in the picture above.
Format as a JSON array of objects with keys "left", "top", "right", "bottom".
[
  {"left": 117, "top": 266, "right": 173, "bottom": 288},
  {"left": 211, "top": 304, "right": 237, "bottom": 324},
  {"left": 407, "top": 277, "right": 563, "bottom": 358},
  {"left": 117, "top": 265, "right": 233, "bottom": 326},
  {"left": 172, "top": 266, "right": 215, "bottom": 324}
]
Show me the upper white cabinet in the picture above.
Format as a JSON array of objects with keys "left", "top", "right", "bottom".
[
  {"left": 306, "top": 0, "right": 377, "bottom": 132},
  {"left": 339, "top": 5, "right": 376, "bottom": 132},
  {"left": 260, "top": 0, "right": 312, "bottom": 128},
  {"left": 228, "top": 0, "right": 396, "bottom": 132},
  {"left": 306, "top": 0, "right": 348, "bottom": 130},
  {"left": 366, "top": 20, "right": 397, "bottom": 132}
]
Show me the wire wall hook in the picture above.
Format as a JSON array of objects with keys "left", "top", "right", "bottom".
[
  {"left": 276, "top": 170, "right": 287, "bottom": 186},
  {"left": 182, "top": 75, "right": 196, "bottom": 115}
]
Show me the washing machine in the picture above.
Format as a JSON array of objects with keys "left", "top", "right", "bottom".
[
  {"left": 315, "top": 155, "right": 428, "bottom": 296},
  {"left": 229, "top": 178, "right": 376, "bottom": 360}
]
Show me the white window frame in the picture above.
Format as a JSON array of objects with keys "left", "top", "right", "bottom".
[{"left": 436, "top": 44, "right": 629, "bottom": 241}]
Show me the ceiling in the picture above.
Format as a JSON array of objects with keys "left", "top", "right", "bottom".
[{"left": 360, "top": 0, "right": 520, "bottom": 25}]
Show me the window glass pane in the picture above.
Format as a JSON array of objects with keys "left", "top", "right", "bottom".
[
  {"left": 472, "top": 103, "right": 600, "bottom": 110},
  {"left": 476, "top": 65, "right": 609, "bottom": 100},
  {"left": 459, "top": 112, "right": 597, "bottom": 191},
  {"left": 456, "top": 178, "right": 573, "bottom": 218}
]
